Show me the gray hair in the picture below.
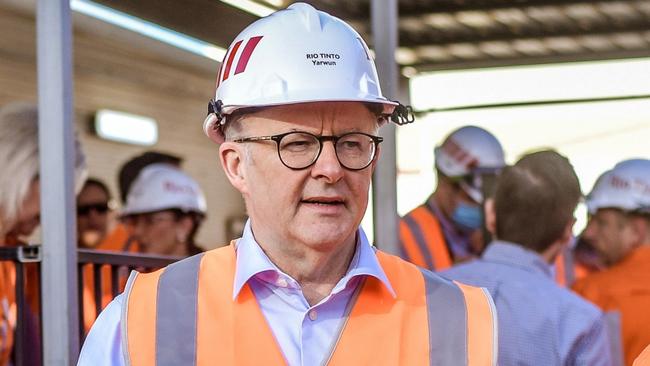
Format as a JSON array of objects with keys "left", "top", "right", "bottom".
[{"left": 0, "top": 102, "right": 87, "bottom": 236}]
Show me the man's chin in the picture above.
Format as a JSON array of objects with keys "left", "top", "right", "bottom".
[{"left": 294, "top": 225, "right": 356, "bottom": 249}]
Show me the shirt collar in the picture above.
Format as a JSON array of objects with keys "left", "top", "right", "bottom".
[
  {"left": 233, "top": 219, "right": 395, "bottom": 299},
  {"left": 481, "top": 240, "right": 553, "bottom": 278}
]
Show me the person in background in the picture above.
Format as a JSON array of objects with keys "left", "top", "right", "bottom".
[
  {"left": 76, "top": 177, "right": 124, "bottom": 332},
  {"left": 573, "top": 159, "right": 650, "bottom": 366},
  {"left": 443, "top": 150, "right": 612, "bottom": 365},
  {"left": 399, "top": 126, "right": 505, "bottom": 271},
  {"left": 0, "top": 102, "right": 86, "bottom": 366},
  {"left": 121, "top": 163, "right": 206, "bottom": 257},
  {"left": 100, "top": 151, "right": 184, "bottom": 253},
  {"left": 77, "top": 178, "right": 114, "bottom": 249},
  {"left": 79, "top": 4, "right": 498, "bottom": 365}
]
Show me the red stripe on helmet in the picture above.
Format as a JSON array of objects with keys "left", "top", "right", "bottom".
[
  {"left": 234, "top": 36, "right": 263, "bottom": 75},
  {"left": 222, "top": 40, "right": 243, "bottom": 82}
]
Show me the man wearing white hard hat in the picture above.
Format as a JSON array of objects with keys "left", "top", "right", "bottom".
[
  {"left": 79, "top": 4, "right": 497, "bottom": 365},
  {"left": 573, "top": 159, "right": 650, "bottom": 365},
  {"left": 400, "top": 126, "right": 505, "bottom": 271},
  {"left": 120, "top": 163, "right": 206, "bottom": 257}
]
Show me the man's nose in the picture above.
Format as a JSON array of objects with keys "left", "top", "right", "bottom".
[{"left": 311, "top": 141, "right": 344, "bottom": 183}]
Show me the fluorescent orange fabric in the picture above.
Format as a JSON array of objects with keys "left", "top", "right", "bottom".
[
  {"left": 0, "top": 262, "right": 15, "bottom": 366},
  {"left": 126, "top": 269, "right": 161, "bottom": 366},
  {"left": 573, "top": 245, "right": 650, "bottom": 366},
  {"left": 554, "top": 252, "right": 568, "bottom": 287},
  {"left": 634, "top": 344, "right": 650, "bottom": 366},
  {"left": 82, "top": 224, "right": 136, "bottom": 332},
  {"left": 82, "top": 264, "right": 115, "bottom": 332},
  {"left": 125, "top": 244, "right": 495, "bottom": 365},
  {"left": 96, "top": 224, "right": 131, "bottom": 252},
  {"left": 456, "top": 282, "right": 496, "bottom": 366},
  {"left": 400, "top": 205, "right": 453, "bottom": 271}
]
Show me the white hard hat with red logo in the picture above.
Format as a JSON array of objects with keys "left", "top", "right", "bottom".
[
  {"left": 203, "top": 2, "right": 413, "bottom": 144},
  {"left": 435, "top": 126, "right": 505, "bottom": 202},
  {"left": 586, "top": 159, "right": 650, "bottom": 214},
  {"left": 121, "top": 163, "right": 207, "bottom": 216}
]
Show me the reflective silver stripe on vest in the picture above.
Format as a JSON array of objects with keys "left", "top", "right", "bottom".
[
  {"left": 403, "top": 212, "right": 436, "bottom": 269},
  {"left": 155, "top": 253, "right": 204, "bottom": 366},
  {"left": 561, "top": 246, "right": 576, "bottom": 286},
  {"left": 419, "top": 268, "right": 468, "bottom": 366}
]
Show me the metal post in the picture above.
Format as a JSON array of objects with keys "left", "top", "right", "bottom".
[
  {"left": 37, "top": 0, "right": 79, "bottom": 363},
  {"left": 371, "top": 0, "right": 400, "bottom": 255}
]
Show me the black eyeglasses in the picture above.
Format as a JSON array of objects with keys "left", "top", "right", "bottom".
[
  {"left": 234, "top": 131, "right": 383, "bottom": 170},
  {"left": 77, "top": 203, "right": 110, "bottom": 216}
]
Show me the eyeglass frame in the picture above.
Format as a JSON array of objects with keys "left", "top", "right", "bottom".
[{"left": 233, "top": 131, "right": 384, "bottom": 171}]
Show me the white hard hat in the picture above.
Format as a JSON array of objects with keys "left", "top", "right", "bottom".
[
  {"left": 203, "top": 2, "right": 407, "bottom": 144},
  {"left": 586, "top": 159, "right": 650, "bottom": 214},
  {"left": 434, "top": 126, "right": 505, "bottom": 202},
  {"left": 122, "top": 163, "right": 207, "bottom": 216}
]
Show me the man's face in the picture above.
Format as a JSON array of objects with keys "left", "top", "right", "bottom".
[
  {"left": 221, "top": 102, "right": 379, "bottom": 252},
  {"left": 583, "top": 208, "right": 636, "bottom": 264},
  {"left": 77, "top": 184, "right": 110, "bottom": 247}
]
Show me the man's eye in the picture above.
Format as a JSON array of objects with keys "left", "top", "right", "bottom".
[
  {"left": 282, "top": 139, "right": 316, "bottom": 152},
  {"left": 340, "top": 141, "right": 362, "bottom": 150}
]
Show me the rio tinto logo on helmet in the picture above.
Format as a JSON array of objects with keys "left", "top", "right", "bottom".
[
  {"left": 442, "top": 138, "right": 479, "bottom": 170},
  {"left": 216, "top": 36, "right": 264, "bottom": 88},
  {"left": 163, "top": 181, "right": 196, "bottom": 196}
]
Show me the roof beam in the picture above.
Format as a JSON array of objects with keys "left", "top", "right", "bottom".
[
  {"left": 399, "top": 19, "right": 650, "bottom": 48},
  {"left": 409, "top": 49, "right": 650, "bottom": 72},
  {"left": 343, "top": 0, "right": 627, "bottom": 20}
]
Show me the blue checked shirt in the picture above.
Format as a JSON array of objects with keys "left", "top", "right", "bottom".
[{"left": 442, "top": 241, "right": 612, "bottom": 366}]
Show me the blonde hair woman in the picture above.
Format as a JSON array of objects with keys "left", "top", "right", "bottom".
[{"left": 0, "top": 102, "right": 86, "bottom": 364}]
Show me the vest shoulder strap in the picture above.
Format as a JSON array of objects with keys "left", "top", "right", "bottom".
[
  {"left": 124, "top": 246, "right": 232, "bottom": 366},
  {"left": 376, "top": 251, "right": 497, "bottom": 366},
  {"left": 400, "top": 205, "right": 452, "bottom": 270}
]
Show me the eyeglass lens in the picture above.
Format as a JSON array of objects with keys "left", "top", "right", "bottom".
[
  {"left": 77, "top": 203, "right": 110, "bottom": 216},
  {"left": 278, "top": 132, "right": 377, "bottom": 170}
]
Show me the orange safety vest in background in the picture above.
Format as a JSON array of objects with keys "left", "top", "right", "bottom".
[
  {"left": 82, "top": 224, "right": 136, "bottom": 332},
  {"left": 573, "top": 245, "right": 650, "bottom": 365},
  {"left": 399, "top": 205, "right": 453, "bottom": 271},
  {"left": 123, "top": 244, "right": 497, "bottom": 365},
  {"left": 0, "top": 262, "right": 15, "bottom": 366}
]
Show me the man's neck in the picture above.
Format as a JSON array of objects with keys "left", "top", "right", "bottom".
[{"left": 253, "top": 229, "right": 358, "bottom": 306}]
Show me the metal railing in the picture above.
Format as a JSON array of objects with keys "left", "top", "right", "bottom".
[
  {"left": 76, "top": 249, "right": 180, "bottom": 342},
  {"left": 0, "top": 245, "right": 180, "bottom": 366}
]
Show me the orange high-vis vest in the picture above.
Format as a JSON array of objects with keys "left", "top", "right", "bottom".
[
  {"left": 634, "top": 345, "right": 650, "bottom": 366},
  {"left": 400, "top": 204, "right": 453, "bottom": 271},
  {"left": 82, "top": 224, "right": 138, "bottom": 332},
  {"left": 122, "top": 243, "right": 497, "bottom": 366}
]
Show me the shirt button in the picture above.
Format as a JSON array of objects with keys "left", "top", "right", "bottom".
[
  {"left": 277, "top": 278, "right": 288, "bottom": 288},
  {"left": 308, "top": 310, "right": 318, "bottom": 321}
]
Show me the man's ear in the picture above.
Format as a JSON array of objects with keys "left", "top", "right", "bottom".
[
  {"left": 219, "top": 142, "right": 249, "bottom": 195},
  {"left": 484, "top": 198, "right": 496, "bottom": 236}
]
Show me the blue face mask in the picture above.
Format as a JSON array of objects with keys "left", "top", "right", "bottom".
[{"left": 451, "top": 202, "right": 483, "bottom": 231}]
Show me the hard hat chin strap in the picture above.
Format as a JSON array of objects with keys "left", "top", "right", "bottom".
[{"left": 391, "top": 102, "right": 415, "bottom": 125}]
